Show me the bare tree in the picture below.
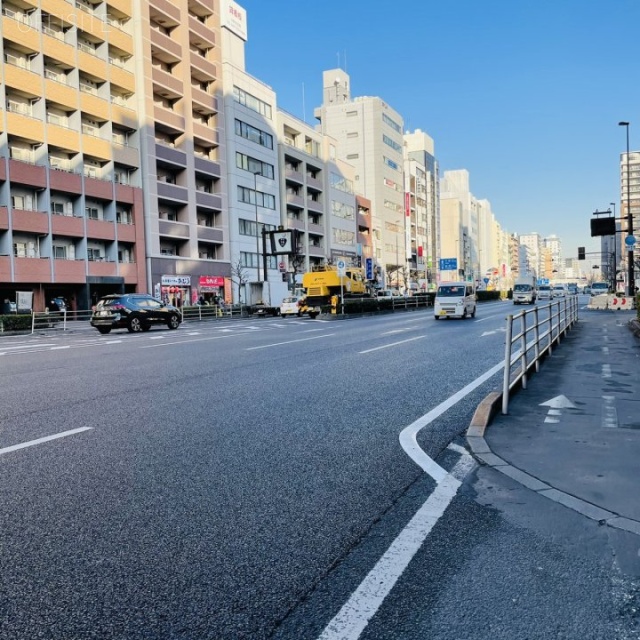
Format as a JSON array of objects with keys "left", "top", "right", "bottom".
[{"left": 230, "top": 260, "right": 250, "bottom": 305}]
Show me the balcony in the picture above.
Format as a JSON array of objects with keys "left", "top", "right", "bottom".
[
  {"left": 150, "top": 28, "right": 182, "bottom": 62},
  {"left": 88, "top": 260, "right": 118, "bottom": 277},
  {"left": 77, "top": 50, "right": 108, "bottom": 81},
  {"left": 4, "top": 64, "right": 41, "bottom": 94},
  {"left": 112, "top": 143, "right": 140, "bottom": 168},
  {"left": 192, "top": 87, "right": 218, "bottom": 115},
  {"left": 8, "top": 159, "right": 47, "bottom": 188},
  {"left": 14, "top": 257, "right": 52, "bottom": 283},
  {"left": 119, "top": 261, "right": 141, "bottom": 283},
  {"left": 86, "top": 219, "right": 116, "bottom": 240},
  {"left": 11, "top": 208, "right": 49, "bottom": 234},
  {"left": 307, "top": 199, "right": 324, "bottom": 214},
  {"left": 50, "top": 169, "right": 83, "bottom": 193},
  {"left": 155, "top": 143, "right": 187, "bottom": 166},
  {"left": 111, "top": 103, "right": 137, "bottom": 129},
  {"left": 158, "top": 219, "right": 189, "bottom": 238},
  {"left": 105, "top": 0, "right": 132, "bottom": 16},
  {"left": 195, "top": 190, "right": 221, "bottom": 211},
  {"left": 51, "top": 214, "right": 84, "bottom": 237},
  {"left": 0, "top": 256, "right": 10, "bottom": 281},
  {"left": 152, "top": 66, "right": 184, "bottom": 99},
  {"left": 110, "top": 65, "right": 135, "bottom": 94},
  {"left": 308, "top": 222, "right": 325, "bottom": 235},
  {"left": 0, "top": 206, "right": 8, "bottom": 230},
  {"left": 42, "top": 31, "right": 76, "bottom": 68},
  {"left": 116, "top": 222, "right": 137, "bottom": 242},
  {"left": 188, "top": 14, "right": 216, "bottom": 49},
  {"left": 194, "top": 156, "right": 220, "bottom": 178},
  {"left": 197, "top": 226, "right": 223, "bottom": 243},
  {"left": 286, "top": 193, "right": 305, "bottom": 209},
  {"left": 53, "top": 258, "right": 86, "bottom": 282},
  {"left": 157, "top": 181, "right": 188, "bottom": 202},
  {"left": 106, "top": 25, "right": 133, "bottom": 55},
  {"left": 6, "top": 112, "right": 45, "bottom": 145},
  {"left": 285, "top": 169, "right": 304, "bottom": 184},
  {"left": 82, "top": 134, "right": 112, "bottom": 161},
  {"left": 153, "top": 105, "right": 185, "bottom": 135},
  {"left": 192, "top": 121, "right": 218, "bottom": 146},
  {"left": 47, "top": 124, "right": 81, "bottom": 153},
  {"left": 149, "top": 0, "right": 181, "bottom": 25},
  {"left": 84, "top": 176, "right": 114, "bottom": 200},
  {"left": 44, "top": 78, "right": 78, "bottom": 110},
  {"left": 0, "top": 157, "right": 6, "bottom": 181},
  {"left": 2, "top": 14, "right": 41, "bottom": 51},
  {"left": 190, "top": 51, "right": 217, "bottom": 82},
  {"left": 308, "top": 245, "right": 325, "bottom": 258},
  {"left": 80, "top": 92, "right": 111, "bottom": 120},
  {"left": 306, "top": 175, "right": 322, "bottom": 190}
]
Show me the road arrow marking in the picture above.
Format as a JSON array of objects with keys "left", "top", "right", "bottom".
[{"left": 539, "top": 395, "right": 576, "bottom": 409}]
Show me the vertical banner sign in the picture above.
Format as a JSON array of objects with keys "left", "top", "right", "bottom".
[
  {"left": 405, "top": 192, "right": 410, "bottom": 217},
  {"left": 365, "top": 257, "right": 374, "bottom": 280}
]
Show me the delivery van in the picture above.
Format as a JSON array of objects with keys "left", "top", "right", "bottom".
[{"left": 434, "top": 282, "right": 476, "bottom": 319}]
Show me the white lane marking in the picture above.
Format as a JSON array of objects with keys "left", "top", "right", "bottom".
[
  {"left": 602, "top": 364, "right": 612, "bottom": 378},
  {"left": 0, "top": 427, "right": 93, "bottom": 456},
  {"left": 318, "top": 476, "right": 460, "bottom": 640},
  {"left": 544, "top": 417, "right": 560, "bottom": 424},
  {"left": 0, "top": 343, "right": 56, "bottom": 351},
  {"left": 105, "top": 340, "right": 122, "bottom": 344},
  {"left": 320, "top": 360, "right": 504, "bottom": 639},
  {"left": 149, "top": 336, "right": 166, "bottom": 340},
  {"left": 358, "top": 335, "right": 426, "bottom": 354},
  {"left": 141, "top": 334, "right": 239, "bottom": 348},
  {"left": 399, "top": 360, "right": 504, "bottom": 480},
  {"left": 602, "top": 395, "right": 618, "bottom": 428},
  {"left": 186, "top": 332, "right": 201, "bottom": 335},
  {"left": 602, "top": 347, "right": 610, "bottom": 355},
  {"left": 302, "top": 328, "right": 329, "bottom": 333},
  {"left": 245, "top": 334, "right": 335, "bottom": 351},
  {"left": 381, "top": 328, "right": 413, "bottom": 335},
  {"left": 51, "top": 345, "right": 70, "bottom": 350}
]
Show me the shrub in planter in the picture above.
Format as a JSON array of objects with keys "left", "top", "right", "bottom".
[{"left": 0, "top": 314, "right": 32, "bottom": 331}]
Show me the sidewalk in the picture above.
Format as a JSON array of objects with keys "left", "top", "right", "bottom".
[{"left": 467, "top": 308, "right": 640, "bottom": 535}]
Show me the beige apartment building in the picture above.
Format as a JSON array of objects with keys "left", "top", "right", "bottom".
[
  {"left": 0, "top": 0, "right": 227, "bottom": 310},
  {"left": 0, "top": 0, "right": 146, "bottom": 310}
]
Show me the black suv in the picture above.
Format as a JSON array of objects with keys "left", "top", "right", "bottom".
[{"left": 90, "top": 294, "right": 181, "bottom": 334}]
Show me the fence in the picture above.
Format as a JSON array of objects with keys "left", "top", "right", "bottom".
[{"left": 502, "top": 296, "right": 579, "bottom": 414}]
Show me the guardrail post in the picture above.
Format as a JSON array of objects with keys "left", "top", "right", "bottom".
[
  {"left": 533, "top": 306, "right": 540, "bottom": 372},
  {"left": 502, "top": 314, "right": 514, "bottom": 415},
  {"left": 31, "top": 313, "right": 35, "bottom": 334},
  {"left": 520, "top": 311, "right": 528, "bottom": 390}
]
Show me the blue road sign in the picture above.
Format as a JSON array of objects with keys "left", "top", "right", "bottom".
[
  {"left": 439, "top": 258, "right": 458, "bottom": 271},
  {"left": 483, "top": 277, "right": 490, "bottom": 284},
  {"left": 624, "top": 235, "right": 636, "bottom": 247}
]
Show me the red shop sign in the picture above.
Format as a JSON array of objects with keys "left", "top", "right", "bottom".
[{"left": 199, "top": 276, "right": 224, "bottom": 288}]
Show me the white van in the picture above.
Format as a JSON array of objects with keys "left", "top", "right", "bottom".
[
  {"left": 434, "top": 282, "right": 476, "bottom": 319},
  {"left": 537, "top": 285, "right": 552, "bottom": 301}
]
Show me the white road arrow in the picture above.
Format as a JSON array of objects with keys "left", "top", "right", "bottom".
[{"left": 539, "top": 395, "right": 576, "bottom": 409}]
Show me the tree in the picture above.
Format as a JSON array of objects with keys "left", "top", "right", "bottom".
[{"left": 230, "top": 260, "right": 249, "bottom": 305}]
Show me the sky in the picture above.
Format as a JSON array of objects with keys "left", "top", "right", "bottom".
[{"left": 238, "top": 0, "right": 640, "bottom": 262}]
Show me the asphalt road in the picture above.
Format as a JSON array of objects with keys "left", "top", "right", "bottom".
[{"left": 1, "top": 298, "right": 637, "bottom": 639}]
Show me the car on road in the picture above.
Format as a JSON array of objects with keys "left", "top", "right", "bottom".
[
  {"left": 280, "top": 296, "right": 301, "bottom": 317},
  {"left": 567, "top": 284, "right": 579, "bottom": 295},
  {"left": 434, "top": 282, "right": 476, "bottom": 319},
  {"left": 552, "top": 284, "right": 568, "bottom": 298},
  {"left": 537, "top": 284, "right": 552, "bottom": 300},
  {"left": 90, "top": 294, "right": 181, "bottom": 334},
  {"left": 590, "top": 282, "right": 610, "bottom": 296}
]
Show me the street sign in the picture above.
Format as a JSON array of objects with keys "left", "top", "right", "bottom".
[
  {"left": 365, "top": 257, "right": 373, "bottom": 280},
  {"left": 483, "top": 277, "right": 489, "bottom": 284},
  {"left": 336, "top": 259, "right": 346, "bottom": 276},
  {"left": 439, "top": 258, "right": 457, "bottom": 271},
  {"left": 624, "top": 235, "right": 636, "bottom": 248}
]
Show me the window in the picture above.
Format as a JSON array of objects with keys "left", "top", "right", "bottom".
[
  {"left": 382, "top": 113, "right": 402, "bottom": 133},
  {"left": 85, "top": 206, "right": 101, "bottom": 220},
  {"left": 331, "top": 201, "right": 355, "bottom": 220},
  {"left": 384, "top": 156, "right": 400, "bottom": 171},
  {"left": 236, "top": 152, "right": 274, "bottom": 179},
  {"left": 333, "top": 228, "right": 355, "bottom": 246},
  {"left": 53, "top": 245, "right": 67, "bottom": 259},
  {"left": 88, "top": 248, "right": 103, "bottom": 261},
  {"left": 116, "top": 209, "right": 132, "bottom": 224},
  {"left": 239, "top": 218, "right": 276, "bottom": 237},
  {"left": 330, "top": 172, "right": 354, "bottom": 194},
  {"left": 383, "top": 134, "right": 402, "bottom": 152},
  {"left": 237, "top": 186, "right": 275, "bottom": 210},
  {"left": 233, "top": 87, "right": 272, "bottom": 119},
  {"left": 234, "top": 119, "right": 273, "bottom": 149}
]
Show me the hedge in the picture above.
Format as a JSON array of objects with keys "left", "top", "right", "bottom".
[{"left": 0, "top": 314, "right": 32, "bottom": 332}]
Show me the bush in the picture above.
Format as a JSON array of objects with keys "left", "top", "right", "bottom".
[
  {"left": 476, "top": 290, "right": 502, "bottom": 302},
  {"left": 0, "top": 314, "right": 32, "bottom": 332}
]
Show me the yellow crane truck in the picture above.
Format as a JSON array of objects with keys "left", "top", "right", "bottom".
[{"left": 298, "top": 265, "right": 370, "bottom": 318}]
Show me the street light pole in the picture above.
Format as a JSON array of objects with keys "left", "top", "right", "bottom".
[
  {"left": 618, "top": 122, "right": 634, "bottom": 295},
  {"left": 609, "top": 201, "right": 617, "bottom": 291},
  {"left": 253, "top": 170, "right": 262, "bottom": 285}
]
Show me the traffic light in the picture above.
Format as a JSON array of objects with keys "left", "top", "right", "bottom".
[{"left": 578, "top": 247, "right": 585, "bottom": 260}]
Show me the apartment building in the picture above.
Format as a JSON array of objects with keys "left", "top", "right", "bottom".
[
  {"left": 0, "top": 0, "right": 146, "bottom": 311},
  {"left": 620, "top": 149, "right": 640, "bottom": 288},
  {"left": 135, "top": 0, "right": 225, "bottom": 306},
  {"left": 314, "top": 68, "right": 405, "bottom": 288}
]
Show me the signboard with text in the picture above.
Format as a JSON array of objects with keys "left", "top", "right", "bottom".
[{"left": 439, "top": 258, "right": 458, "bottom": 271}]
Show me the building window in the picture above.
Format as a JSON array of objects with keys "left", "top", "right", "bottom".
[
  {"left": 236, "top": 152, "right": 274, "bottom": 179},
  {"left": 237, "top": 186, "right": 276, "bottom": 210},
  {"left": 233, "top": 86, "right": 272, "bottom": 119},
  {"left": 234, "top": 119, "right": 273, "bottom": 149}
]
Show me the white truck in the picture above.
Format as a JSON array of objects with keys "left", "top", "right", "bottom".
[{"left": 513, "top": 275, "right": 537, "bottom": 305}]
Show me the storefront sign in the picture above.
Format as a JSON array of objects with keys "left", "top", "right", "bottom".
[
  {"left": 199, "top": 275, "right": 224, "bottom": 288},
  {"left": 161, "top": 275, "right": 191, "bottom": 286}
]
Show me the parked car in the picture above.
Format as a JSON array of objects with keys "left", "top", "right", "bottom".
[
  {"left": 90, "top": 294, "right": 181, "bottom": 334},
  {"left": 280, "top": 296, "right": 302, "bottom": 317},
  {"left": 590, "top": 282, "right": 610, "bottom": 296},
  {"left": 376, "top": 289, "right": 402, "bottom": 299},
  {"left": 567, "top": 284, "right": 579, "bottom": 295},
  {"left": 49, "top": 297, "right": 68, "bottom": 312}
]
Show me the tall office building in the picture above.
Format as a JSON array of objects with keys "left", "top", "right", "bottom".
[
  {"left": 620, "top": 149, "right": 640, "bottom": 289},
  {"left": 314, "top": 68, "right": 405, "bottom": 288},
  {"left": 0, "top": 0, "right": 146, "bottom": 310},
  {"left": 404, "top": 129, "right": 439, "bottom": 290}
]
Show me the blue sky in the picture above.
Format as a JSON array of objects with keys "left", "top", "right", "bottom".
[{"left": 239, "top": 0, "right": 639, "bottom": 260}]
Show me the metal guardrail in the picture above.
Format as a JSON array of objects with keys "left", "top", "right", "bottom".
[{"left": 502, "top": 297, "right": 579, "bottom": 414}]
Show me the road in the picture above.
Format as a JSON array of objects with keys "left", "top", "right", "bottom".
[{"left": 0, "top": 298, "right": 636, "bottom": 639}]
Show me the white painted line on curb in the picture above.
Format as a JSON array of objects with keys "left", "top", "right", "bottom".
[
  {"left": 358, "top": 335, "right": 426, "bottom": 354},
  {"left": 319, "top": 360, "right": 504, "bottom": 639},
  {"left": 0, "top": 427, "right": 93, "bottom": 456},
  {"left": 50, "top": 345, "right": 70, "bottom": 350}
]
